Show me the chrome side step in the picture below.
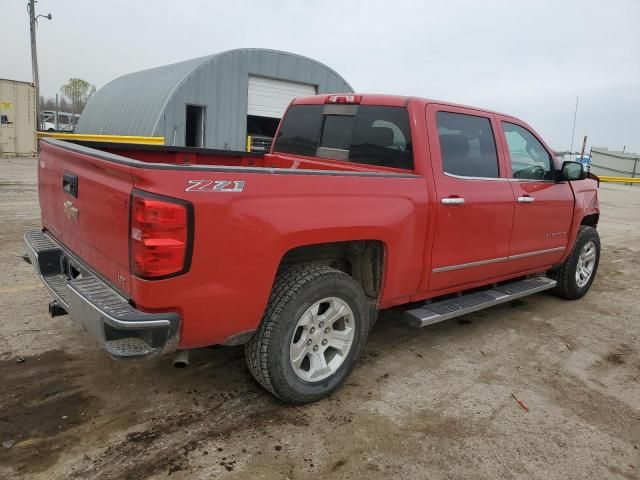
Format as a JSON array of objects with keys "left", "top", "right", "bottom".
[{"left": 404, "top": 276, "right": 557, "bottom": 328}]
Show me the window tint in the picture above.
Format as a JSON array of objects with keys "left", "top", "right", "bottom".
[
  {"left": 274, "top": 105, "right": 414, "bottom": 170},
  {"left": 273, "top": 105, "right": 323, "bottom": 157},
  {"left": 502, "top": 122, "right": 553, "bottom": 180},
  {"left": 436, "top": 112, "right": 499, "bottom": 178},
  {"left": 349, "top": 106, "right": 413, "bottom": 169},
  {"left": 321, "top": 115, "right": 355, "bottom": 150}
]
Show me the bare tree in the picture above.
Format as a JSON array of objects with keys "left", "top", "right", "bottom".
[
  {"left": 60, "top": 78, "right": 96, "bottom": 117},
  {"left": 41, "top": 96, "right": 70, "bottom": 111}
]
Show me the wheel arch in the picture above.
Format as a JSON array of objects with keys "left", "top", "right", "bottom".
[
  {"left": 581, "top": 213, "right": 599, "bottom": 228},
  {"left": 277, "top": 240, "right": 387, "bottom": 303}
]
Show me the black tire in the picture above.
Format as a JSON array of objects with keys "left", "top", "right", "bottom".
[
  {"left": 549, "top": 225, "right": 600, "bottom": 299},
  {"left": 245, "top": 264, "right": 369, "bottom": 404}
]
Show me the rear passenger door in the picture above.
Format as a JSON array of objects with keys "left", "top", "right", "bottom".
[
  {"left": 496, "top": 117, "right": 574, "bottom": 274},
  {"left": 426, "top": 105, "right": 514, "bottom": 293}
]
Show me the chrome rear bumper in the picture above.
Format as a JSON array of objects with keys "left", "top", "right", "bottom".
[{"left": 24, "top": 229, "right": 180, "bottom": 360}]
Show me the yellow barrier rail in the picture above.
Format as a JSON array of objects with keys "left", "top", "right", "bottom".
[
  {"left": 598, "top": 175, "right": 640, "bottom": 184},
  {"left": 37, "top": 132, "right": 165, "bottom": 145}
]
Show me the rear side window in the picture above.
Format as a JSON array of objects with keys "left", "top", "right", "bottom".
[
  {"left": 273, "top": 105, "right": 323, "bottom": 157},
  {"left": 436, "top": 112, "right": 499, "bottom": 178},
  {"left": 274, "top": 105, "right": 414, "bottom": 170}
]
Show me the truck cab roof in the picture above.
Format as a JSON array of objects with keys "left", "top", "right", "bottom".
[{"left": 291, "top": 93, "right": 517, "bottom": 120}]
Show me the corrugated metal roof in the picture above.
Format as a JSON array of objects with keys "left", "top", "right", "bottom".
[
  {"left": 76, "top": 49, "right": 353, "bottom": 139},
  {"left": 76, "top": 56, "right": 206, "bottom": 136}
]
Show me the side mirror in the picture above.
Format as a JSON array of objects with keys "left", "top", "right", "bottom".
[{"left": 561, "top": 160, "right": 587, "bottom": 181}]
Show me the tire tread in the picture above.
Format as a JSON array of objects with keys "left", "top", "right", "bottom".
[
  {"left": 550, "top": 225, "right": 599, "bottom": 299},
  {"left": 245, "top": 264, "right": 354, "bottom": 400}
]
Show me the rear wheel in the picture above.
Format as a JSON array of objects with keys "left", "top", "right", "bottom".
[
  {"left": 245, "top": 264, "right": 369, "bottom": 404},
  {"left": 550, "top": 225, "right": 600, "bottom": 299}
]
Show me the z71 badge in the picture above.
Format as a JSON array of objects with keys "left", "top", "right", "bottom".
[{"left": 185, "top": 180, "right": 245, "bottom": 193}]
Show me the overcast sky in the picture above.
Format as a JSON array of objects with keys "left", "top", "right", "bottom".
[{"left": 3, "top": 0, "right": 639, "bottom": 152}]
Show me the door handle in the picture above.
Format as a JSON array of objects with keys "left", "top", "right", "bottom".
[
  {"left": 441, "top": 197, "right": 465, "bottom": 205},
  {"left": 517, "top": 196, "right": 535, "bottom": 203},
  {"left": 62, "top": 171, "right": 78, "bottom": 198}
]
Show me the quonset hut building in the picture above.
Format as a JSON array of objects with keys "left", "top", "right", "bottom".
[{"left": 76, "top": 48, "right": 353, "bottom": 151}]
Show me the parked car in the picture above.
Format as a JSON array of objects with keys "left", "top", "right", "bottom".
[
  {"left": 41, "top": 110, "right": 80, "bottom": 132},
  {"left": 25, "top": 93, "right": 600, "bottom": 404}
]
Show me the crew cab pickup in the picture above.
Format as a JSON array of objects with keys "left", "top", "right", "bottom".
[{"left": 25, "top": 93, "right": 600, "bottom": 403}]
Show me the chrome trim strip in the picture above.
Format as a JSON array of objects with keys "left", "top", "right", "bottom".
[
  {"left": 433, "top": 256, "right": 508, "bottom": 273},
  {"left": 443, "top": 172, "right": 556, "bottom": 183},
  {"left": 432, "top": 246, "right": 566, "bottom": 273},
  {"left": 444, "top": 172, "right": 507, "bottom": 181},
  {"left": 509, "top": 178, "right": 556, "bottom": 183},
  {"left": 508, "top": 246, "right": 565, "bottom": 260},
  {"left": 66, "top": 283, "right": 172, "bottom": 329}
]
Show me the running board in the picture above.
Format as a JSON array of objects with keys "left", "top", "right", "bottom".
[{"left": 404, "top": 276, "right": 557, "bottom": 328}]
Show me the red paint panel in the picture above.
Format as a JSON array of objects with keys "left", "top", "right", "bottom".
[
  {"left": 493, "top": 114, "right": 575, "bottom": 274},
  {"left": 130, "top": 167, "right": 429, "bottom": 348},
  {"left": 424, "top": 104, "right": 514, "bottom": 293},
  {"left": 38, "top": 142, "right": 133, "bottom": 294}
]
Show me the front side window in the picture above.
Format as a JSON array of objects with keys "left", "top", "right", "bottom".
[
  {"left": 274, "top": 105, "right": 414, "bottom": 170},
  {"left": 502, "top": 122, "right": 553, "bottom": 180},
  {"left": 436, "top": 112, "right": 499, "bottom": 178}
]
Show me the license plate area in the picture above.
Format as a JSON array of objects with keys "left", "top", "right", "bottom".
[{"left": 59, "top": 252, "right": 87, "bottom": 281}]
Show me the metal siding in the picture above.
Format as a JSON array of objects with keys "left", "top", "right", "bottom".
[
  {"left": 0, "top": 79, "right": 37, "bottom": 156},
  {"left": 247, "top": 76, "right": 317, "bottom": 118},
  {"left": 590, "top": 148, "right": 639, "bottom": 177},
  {"left": 76, "top": 49, "right": 353, "bottom": 150},
  {"left": 76, "top": 56, "right": 208, "bottom": 136}
]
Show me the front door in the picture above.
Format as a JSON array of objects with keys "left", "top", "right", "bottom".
[
  {"left": 426, "top": 105, "right": 514, "bottom": 293},
  {"left": 496, "top": 118, "right": 574, "bottom": 274}
]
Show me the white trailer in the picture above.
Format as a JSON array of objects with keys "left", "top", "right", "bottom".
[{"left": 0, "top": 79, "right": 37, "bottom": 157}]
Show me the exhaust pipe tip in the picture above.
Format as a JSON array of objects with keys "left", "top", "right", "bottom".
[{"left": 173, "top": 350, "right": 190, "bottom": 368}]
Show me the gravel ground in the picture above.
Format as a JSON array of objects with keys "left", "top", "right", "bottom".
[{"left": 1, "top": 157, "right": 639, "bottom": 480}]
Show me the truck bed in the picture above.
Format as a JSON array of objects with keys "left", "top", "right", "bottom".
[{"left": 66, "top": 139, "right": 408, "bottom": 174}]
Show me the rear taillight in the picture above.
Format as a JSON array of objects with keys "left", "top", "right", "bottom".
[
  {"left": 129, "top": 190, "right": 193, "bottom": 279},
  {"left": 325, "top": 94, "right": 362, "bottom": 104}
]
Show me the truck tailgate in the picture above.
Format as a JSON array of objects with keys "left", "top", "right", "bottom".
[{"left": 38, "top": 140, "right": 133, "bottom": 294}]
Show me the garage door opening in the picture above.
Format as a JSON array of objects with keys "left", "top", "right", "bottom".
[
  {"left": 246, "top": 76, "right": 316, "bottom": 152},
  {"left": 185, "top": 105, "right": 205, "bottom": 147},
  {"left": 246, "top": 115, "right": 281, "bottom": 152},
  {"left": 247, "top": 116, "right": 280, "bottom": 137}
]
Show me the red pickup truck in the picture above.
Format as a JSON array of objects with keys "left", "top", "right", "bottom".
[{"left": 25, "top": 93, "right": 600, "bottom": 404}]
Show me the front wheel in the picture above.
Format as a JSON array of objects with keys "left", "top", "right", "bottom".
[
  {"left": 549, "top": 225, "right": 601, "bottom": 299},
  {"left": 245, "top": 264, "right": 370, "bottom": 404}
]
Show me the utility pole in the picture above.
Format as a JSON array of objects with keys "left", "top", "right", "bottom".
[
  {"left": 55, "top": 93, "right": 59, "bottom": 131},
  {"left": 27, "top": 0, "right": 39, "bottom": 130},
  {"left": 569, "top": 96, "right": 579, "bottom": 157},
  {"left": 579, "top": 135, "right": 588, "bottom": 162},
  {"left": 27, "top": 0, "right": 52, "bottom": 131}
]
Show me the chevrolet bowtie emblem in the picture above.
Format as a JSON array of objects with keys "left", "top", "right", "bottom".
[{"left": 63, "top": 200, "right": 79, "bottom": 221}]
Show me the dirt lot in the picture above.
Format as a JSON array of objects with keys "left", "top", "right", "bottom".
[{"left": 1, "top": 156, "right": 638, "bottom": 479}]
